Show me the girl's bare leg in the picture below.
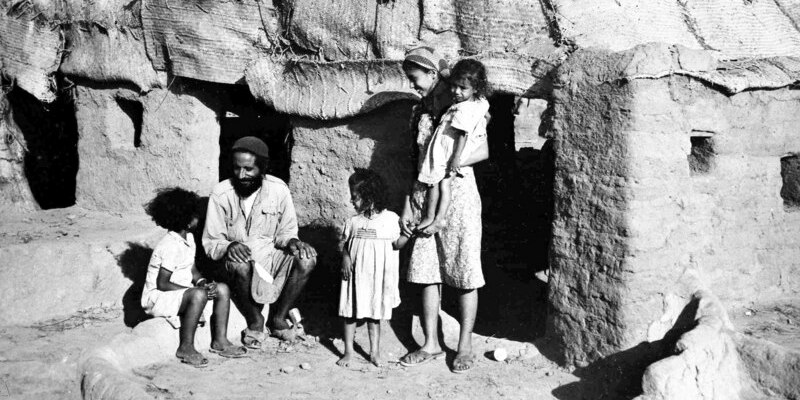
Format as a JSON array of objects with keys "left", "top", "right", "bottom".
[
  {"left": 367, "top": 319, "right": 382, "bottom": 366},
  {"left": 337, "top": 317, "right": 356, "bottom": 367},
  {"left": 210, "top": 283, "right": 235, "bottom": 350},
  {"left": 177, "top": 288, "right": 208, "bottom": 358}
]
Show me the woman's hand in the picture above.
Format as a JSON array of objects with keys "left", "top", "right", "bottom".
[
  {"left": 399, "top": 217, "right": 415, "bottom": 237},
  {"left": 417, "top": 218, "right": 446, "bottom": 237}
]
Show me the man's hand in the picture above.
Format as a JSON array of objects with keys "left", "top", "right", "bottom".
[
  {"left": 226, "top": 242, "right": 252, "bottom": 264},
  {"left": 288, "top": 238, "right": 317, "bottom": 260}
]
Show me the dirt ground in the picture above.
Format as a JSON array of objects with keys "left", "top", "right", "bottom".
[
  {"left": 132, "top": 328, "right": 577, "bottom": 400},
  {"left": 730, "top": 302, "right": 800, "bottom": 352},
  {"left": 0, "top": 306, "right": 579, "bottom": 400},
  {"left": 0, "top": 307, "right": 131, "bottom": 400}
]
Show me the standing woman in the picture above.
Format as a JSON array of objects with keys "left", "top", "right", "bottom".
[{"left": 398, "top": 47, "right": 489, "bottom": 373}]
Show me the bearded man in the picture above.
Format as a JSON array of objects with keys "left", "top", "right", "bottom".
[{"left": 202, "top": 136, "right": 316, "bottom": 347}]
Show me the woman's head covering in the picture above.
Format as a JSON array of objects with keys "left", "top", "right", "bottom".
[{"left": 404, "top": 47, "right": 450, "bottom": 77}]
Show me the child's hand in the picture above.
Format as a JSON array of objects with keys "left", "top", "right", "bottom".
[
  {"left": 205, "top": 281, "right": 218, "bottom": 299},
  {"left": 447, "top": 160, "right": 462, "bottom": 177},
  {"left": 341, "top": 257, "right": 354, "bottom": 281},
  {"left": 399, "top": 217, "right": 416, "bottom": 237}
]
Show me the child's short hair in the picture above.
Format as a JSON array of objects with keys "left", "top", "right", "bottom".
[
  {"left": 449, "top": 59, "right": 490, "bottom": 99},
  {"left": 348, "top": 168, "right": 388, "bottom": 213},
  {"left": 145, "top": 187, "right": 201, "bottom": 232}
]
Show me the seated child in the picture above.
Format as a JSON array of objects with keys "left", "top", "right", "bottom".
[
  {"left": 141, "top": 187, "right": 246, "bottom": 367},
  {"left": 416, "top": 59, "right": 491, "bottom": 232},
  {"left": 337, "top": 169, "right": 409, "bottom": 367}
]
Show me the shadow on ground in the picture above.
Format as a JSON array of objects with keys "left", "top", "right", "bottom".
[{"left": 548, "top": 297, "right": 700, "bottom": 399}]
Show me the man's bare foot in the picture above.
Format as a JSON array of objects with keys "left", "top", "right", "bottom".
[
  {"left": 369, "top": 352, "right": 383, "bottom": 367},
  {"left": 269, "top": 316, "right": 292, "bottom": 331},
  {"left": 336, "top": 353, "right": 353, "bottom": 367}
]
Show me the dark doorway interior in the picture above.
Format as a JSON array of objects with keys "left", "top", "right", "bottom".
[
  {"left": 8, "top": 84, "right": 78, "bottom": 209},
  {"left": 471, "top": 94, "right": 554, "bottom": 341},
  {"left": 218, "top": 87, "right": 292, "bottom": 183}
]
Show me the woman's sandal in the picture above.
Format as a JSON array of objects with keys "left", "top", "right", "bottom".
[
  {"left": 398, "top": 350, "right": 445, "bottom": 367},
  {"left": 241, "top": 328, "right": 267, "bottom": 350},
  {"left": 177, "top": 353, "right": 208, "bottom": 368},
  {"left": 209, "top": 345, "right": 247, "bottom": 358},
  {"left": 451, "top": 353, "right": 476, "bottom": 374}
]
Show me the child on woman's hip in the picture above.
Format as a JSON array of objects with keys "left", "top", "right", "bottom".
[{"left": 415, "top": 58, "right": 491, "bottom": 235}]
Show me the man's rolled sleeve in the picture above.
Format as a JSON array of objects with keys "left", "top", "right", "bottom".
[
  {"left": 274, "top": 190, "right": 299, "bottom": 249},
  {"left": 202, "top": 194, "right": 232, "bottom": 261}
]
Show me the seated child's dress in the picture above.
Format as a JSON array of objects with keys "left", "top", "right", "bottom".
[
  {"left": 338, "top": 210, "right": 401, "bottom": 320},
  {"left": 417, "top": 97, "right": 490, "bottom": 185},
  {"left": 141, "top": 231, "right": 196, "bottom": 319}
]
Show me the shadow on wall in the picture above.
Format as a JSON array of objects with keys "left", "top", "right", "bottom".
[
  {"left": 549, "top": 297, "right": 700, "bottom": 400},
  {"left": 116, "top": 242, "right": 154, "bottom": 327}
]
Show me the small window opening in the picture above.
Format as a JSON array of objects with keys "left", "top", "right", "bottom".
[
  {"left": 115, "top": 98, "right": 143, "bottom": 148},
  {"left": 780, "top": 154, "right": 800, "bottom": 210},
  {"left": 688, "top": 136, "right": 715, "bottom": 175}
]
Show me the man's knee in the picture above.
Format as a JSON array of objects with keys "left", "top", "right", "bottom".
[
  {"left": 293, "top": 255, "right": 316, "bottom": 275},
  {"left": 226, "top": 261, "right": 251, "bottom": 279}
]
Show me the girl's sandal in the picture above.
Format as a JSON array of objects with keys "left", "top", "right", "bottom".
[
  {"left": 241, "top": 328, "right": 267, "bottom": 350},
  {"left": 177, "top": 353, "right": 208, "bottom": 368}
]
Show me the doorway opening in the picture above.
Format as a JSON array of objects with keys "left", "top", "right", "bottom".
[
  {"left": 8, "top": 84, "right": 78, "bottom": 209},
  {"left": 218, "top": 87, "right": 292, "bottom": 183}
]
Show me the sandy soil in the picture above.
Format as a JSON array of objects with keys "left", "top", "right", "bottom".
[
  {"left": 730, "top": 302, "right": 800, "bottom": 352},
  {"left": 0, "top": 307, "right": 579, "bottom": 400},
  {"left": 0, "top": 307, "right": 131, "bottom": 400},
  {"left": 133, "top": 329, "right": 577, "bottom": 400}
]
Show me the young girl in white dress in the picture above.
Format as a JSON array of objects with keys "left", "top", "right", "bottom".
[{"left": 337, "top": 169, "right": 409, "bottom": 367}]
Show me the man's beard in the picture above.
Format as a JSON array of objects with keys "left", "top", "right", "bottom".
[{"left": 232, "top": 175, "right": 263, "bottom": 197}]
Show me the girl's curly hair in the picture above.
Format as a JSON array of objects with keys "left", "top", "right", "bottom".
[
  {"left": 449, "top": 58, "right": 491, "bottom": 99},
  {"left": 145, "top": 187, "right": 201, "bottom": 232},
  {"left": 348, "top": 168, "right": 388, "bottom": 214}
]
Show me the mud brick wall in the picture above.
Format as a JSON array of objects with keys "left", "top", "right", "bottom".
[
  {"left": 547, "top": 49, "right": 800, "bottom": 367},
  {"left": 73, "top": 82, "right": 221, "bottom": 211},
  {"left": 289, "top": 101, "right": 415, "bottom": 229},
  {"left": 627, "top": 76, "right": 800, "bottom": 318}
]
